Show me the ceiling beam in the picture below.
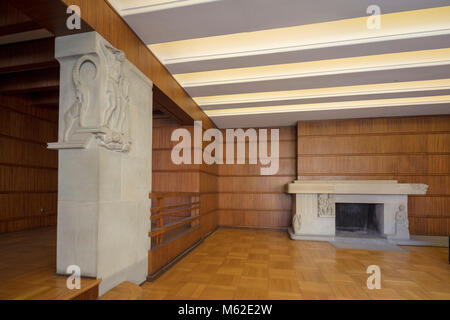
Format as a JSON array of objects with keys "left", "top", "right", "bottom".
[
  {"left": 153, "top": 86, "right": 194, "bottom": 125},
  {"left": 0, "top": 68, "right": 59, "bottom": 94},
  {"left": 6, "top": 0, "right": 215, "bottom": 129},
  {"left": 0, "top": 21, "right": 43, "bottom": 37},
  {"left": 3, "top": 0, "right": 92, "bottom": 36},
  {"left": 27, "top": 90, "right": 59, "bottom": 107},
  {"left": 0, "top": 1, "right": 41, "bottom": 36},
  {"left": 0, "top": 38, "right": 58, "bottom": 74}
]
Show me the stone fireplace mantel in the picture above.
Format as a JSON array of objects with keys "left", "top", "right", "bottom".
[{"left": 286, "top": 180, "right": 428, "bottom": 243}]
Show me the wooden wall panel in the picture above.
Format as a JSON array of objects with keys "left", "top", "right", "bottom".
[
  {"left": 149, "top": 117, "right": 218, "bottom": 275},
  {"left": 218, "top": 159, "right": 296, "bottom": 176},
  {"left": 0, "top": 95, "right": 58, "bottom": 233},
  {"left": 298, "top": 155, "right": 450, "bottom": 175},
  {"left": 297, "top": 115, "right": 450, "bottom": 236},
  {"left": 218, "top": 194, "right": 292, "bottom": 211},
  {"left": 218, "top": 210, "right": 291, "bottom": 229},
  {"left": 217, "top": 127, "right": 296, "bottom": 229}
]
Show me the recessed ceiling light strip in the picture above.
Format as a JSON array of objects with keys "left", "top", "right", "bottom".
[{"left": 205, "top": 95, "right": 450, "bottom": 116}]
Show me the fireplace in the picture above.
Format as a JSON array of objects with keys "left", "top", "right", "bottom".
[
  {"left": 335, "top": 203, "right": 384, "bottom": 237},
  {"left": 287, "top": 180, "right": 428, "bottom": 243}
]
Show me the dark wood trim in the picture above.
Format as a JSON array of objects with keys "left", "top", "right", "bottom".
[
  {"left": 0, "top": 38, "right": 58, "bottom": 74},
  {"left": 0, "top": 133, "right": 51, "bottom": 146},
  {"left": 0, "top": 67, "right": 59, "bottom": 94},
  {"left": 153, "top": 86, "right": 193, "bottom": 125},
  {"left": 0, "top": 191, "right": 57, "bottom": 194},
  {"left": 0, "top": 163, "right": 58, "bottom": 170},
  {"left": 0, "top": 103, "right": 58, "bottom": 124},
  {"left": 0, "top": 213, "right": 57, "bottom": 223},
  {"left": 0, "top": 21, "right": 42, "bottom": 37}
]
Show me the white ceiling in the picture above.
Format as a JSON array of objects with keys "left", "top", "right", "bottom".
[{"left": 109, "top": 0, "right": 450, "bottom": 128}]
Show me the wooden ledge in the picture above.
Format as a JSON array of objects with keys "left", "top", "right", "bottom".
[{"left": 62, "top": 278, "right": 102, "bottom": 300}]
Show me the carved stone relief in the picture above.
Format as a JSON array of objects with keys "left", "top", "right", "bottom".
[
  {"left": 61, "top": 38, "right": 131, "bottom": 152},
  {"left": 292, "top": 211, "right": 302, "bottom": 234},
  {"left": 395, "top": 204, "right": 409, "bottom": 236},
  {"left": 318, "top": 193, "right": 335, "bottom": 217}
]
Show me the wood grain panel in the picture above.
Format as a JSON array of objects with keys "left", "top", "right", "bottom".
[
  {"left": 150, "top": 117, "right": 218, "bottom": 276},
  {"left": 219, "top": 194, "right": 292, "bottom": 211},
  {"left": 409, "top": 217, "right": 450, "bottom": 236},
  {"left": 218, "top": 176, "right": 293, "bottom": 193},
  {"left": 298, "top": 134, "right": 450, "bottom": 155},
  {"left": 0, "top": 38, "right": 57, "bottom": 74},
  {"left": 152, "top": 171, "right": 199, "bottom": 193},
  {"left": 0, "top": 95, "right": 58, "bottom": 123},
  {"left": 224, "top": 140, "right": 296, "bottom": 159},
  {"left": 0, "top": 96, "right": 58, "bottom": 233},
  {"left": 200, "top": 172, "right": 218, "bottom": 193},
  {"left": 148, "top": 211, "right": 217, "bottom": 275},
  {"left": 222, "top": 126, "right": 297, "bottom": 142},
  {"left": 152, "top": 149, "right": 199, "bottom": 171},
  {"left": 297, "top": 155, "right": 450, "bottom": 175},
  {"left": 217, "top": 127, "right": 296, "bottom": 229},
  {"left": 218, "top": 209, "right": 291, "bottom": 229},
  {"left": 218, "top": 159, "right": 296, "bottom": 176},
  {"left": 0, "top": 137, "right": 58, "bottom": 168},
  {"left": 297, "top": 115, "right": 450, "bottom": 136},
  {"left": 0, "top": 68, "right": 59, "bottom": 94},
  {"left": 297, "top": 115, "right": 450, "bottom": 236}
]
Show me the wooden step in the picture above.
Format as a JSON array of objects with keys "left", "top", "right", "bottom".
[
  {"left": 65, "top": 278, "right": 102, "bottom": 300},
  {"left": 99, "top": 281, "right": 143, "bottom": 300}
]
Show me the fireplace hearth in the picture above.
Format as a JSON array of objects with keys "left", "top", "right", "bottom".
[{"left": 335, "top": 203, "right": 384, "bottom": 237}]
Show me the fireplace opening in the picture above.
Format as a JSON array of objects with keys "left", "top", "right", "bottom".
[{"left": 335, "top": 203, "right": 384, "bottom": 237}]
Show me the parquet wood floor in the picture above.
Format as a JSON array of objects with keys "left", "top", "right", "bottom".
[
  {"left": 1, "top": 227, "right": 447, "bottom": 300},
  {"left": 0, "top": 227, "right": 99, "bottom": 300},
  {"left": 141, "top": 228, "right": 450, "bottom": 300}
]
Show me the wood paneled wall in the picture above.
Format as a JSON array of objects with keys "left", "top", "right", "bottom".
[
  {"left": 152, "top": 117, "right": 218, "bottom": 219},
  {"left": 297, "top": 115, "right": 450, "bottom": 236},
  {"left": 0, "top": 95, "right": 58, "bottom": 233},
  {"left": 217, "top": 127, "right": 296, "bottom": 229},
  {"left": 149, "top": 118, "right": 218, "bottom": 275}
]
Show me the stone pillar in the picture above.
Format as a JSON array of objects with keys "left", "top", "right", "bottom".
[{"left": 48, "top": 32, "right": 153, "bottom": 295}]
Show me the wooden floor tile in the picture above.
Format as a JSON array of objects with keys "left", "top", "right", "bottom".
[{"left": 142, "top": 228, "right": 450, "bottom": 300}]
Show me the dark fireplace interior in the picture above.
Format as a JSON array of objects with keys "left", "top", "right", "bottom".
[{"left": 335, "top": 203, "right": 384, "bottom": 237}]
